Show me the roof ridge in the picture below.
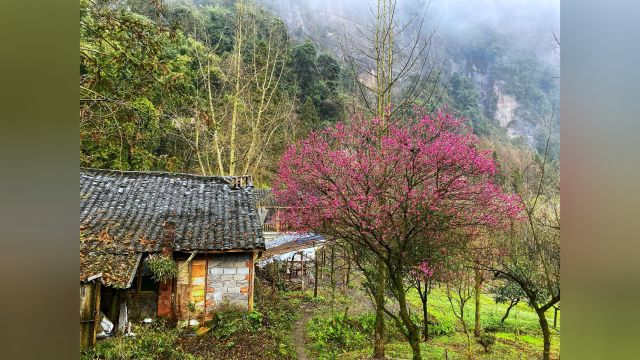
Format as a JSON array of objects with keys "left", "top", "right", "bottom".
[{"left": 80, "top": 167, "right": 255, "bottom": 187}]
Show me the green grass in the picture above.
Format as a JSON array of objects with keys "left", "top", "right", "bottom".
[
  {"left": 405, "top": 286, "right": 560, "bottom": 337},
  {"left": 338, "top": 333, "right": 550, "bottom": 360},
  {"left": 306, "top": 282, "right": 560, "bottom": 359}
]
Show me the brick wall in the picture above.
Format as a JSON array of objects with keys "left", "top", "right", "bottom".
[{"left": 157, "top": 280, "right": 172, "bottom": 317}]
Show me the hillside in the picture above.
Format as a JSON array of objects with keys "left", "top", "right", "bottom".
[
  {"left": 81, "top": 0, "right": 559, "bottom": 182},
  {"left": 258, "top": 0, "right": 560, "bottom": 157}
]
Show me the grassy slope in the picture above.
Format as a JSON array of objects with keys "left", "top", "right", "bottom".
[{"left": 335, "top": 286, "right": 559, "bottom": 359}]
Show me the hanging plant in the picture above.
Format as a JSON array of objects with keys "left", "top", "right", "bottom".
[{"left": 146, "top": 254, "right": 179, "bottom": 282}]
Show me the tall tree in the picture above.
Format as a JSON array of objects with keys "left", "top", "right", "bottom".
[
  {"left": 340, "top": 0, "right": 442, "bottom": 121},
  {"left": 338, "top": 2, "right": 443, "bottom": 355},
  {"left": 290, "top": 40, "right": 345, "bottom": 129}
]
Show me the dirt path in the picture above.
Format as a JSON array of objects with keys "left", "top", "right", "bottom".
[{"left": 293, "top": 306, "right": 313, "bottom": 360}]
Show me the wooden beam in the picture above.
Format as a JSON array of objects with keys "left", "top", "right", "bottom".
[
  {"left": 79, "top": 284, "right": 92, "bottom": 348},
  {"left": 92, "top": 282, "right": 101, "bottom": 347},
  {"left": 314, "top": 251, "right": 319, "bottom": 298},
  {"left": 248, "top": 251, "right": 257, "bottom": 312},
  {"left": 180, "top": 249, "right": 260, "bottom": 255},
  {"left": 300, "top": 252, "right": 305, "bottom": 290}
]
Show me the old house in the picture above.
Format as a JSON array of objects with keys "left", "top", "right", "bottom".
[{"left": 80, "top": 169, "right": 264, "bottom": 347}]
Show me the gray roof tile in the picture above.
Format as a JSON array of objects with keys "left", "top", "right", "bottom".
[{"left": 80, "top": 169, "right": 265, "bottom": 253}]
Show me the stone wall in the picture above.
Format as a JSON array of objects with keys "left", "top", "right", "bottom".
[{"left": 206, "top": 253, "right": 252, "bottom": 312}]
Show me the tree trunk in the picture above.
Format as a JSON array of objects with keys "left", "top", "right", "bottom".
[
  {"left": 500, "top": 299, "right": 519, "bottom": 324},
  {"left": 421, "top": 293, "right": 429, "bottom": 342},
  {"left": 342, "top": 246, "right": 347, "bottom": 292},
  {"left": 318, "top": 248, "right": 323, "bottom": 281},
  {"left": 460, "top": 306, "right": 467, "bottom": 335},
  {"left": 460, "top": 304, "right": 472, "bottom": 354},
  {"left": 536, "top": 308, "right": 552, "bottom": 360},
  {"left": 330, "top": 246, "right": 335, "bottom": 291},
  {"left": 408, "top": 332, "right": 421, "bottom": 360},
  {"left": 373, "top": 259, "right": 385, "bottom": 359},
  {"left": 553, "top": 306, "right": 558, "bottom": 328},
  {"left": 345, "top": 250, "right": 351, "bottom": 288},
  {"left": 392, "top": 272, "right": 421, "bottom": 360},
  {"left": 474, "top": 268, "right": 482, "bottom": 337}
]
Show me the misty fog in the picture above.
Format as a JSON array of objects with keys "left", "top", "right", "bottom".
[{"left": 257, "top": 0, "right": 559, "bottom": 65}]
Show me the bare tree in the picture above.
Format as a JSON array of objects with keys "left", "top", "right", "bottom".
[
  {"left": 481, "top": 131, "right": 560, "bottom": 360},
  {"left": 444, "top": 262, "right": 475, "bottom": 356},
  {"left": 174, "top": 0, "right": 295, "bottom": 179},
  {"left": 339, "top": 0, "right": 443, "bottom": 122}
]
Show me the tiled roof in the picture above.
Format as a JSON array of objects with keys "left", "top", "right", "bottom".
[
  {"left": 80, "top": 241, "right": 141, "bottom": 288},
  {"left": 80, "top": 169, "right": 265, "bottom": 253}
]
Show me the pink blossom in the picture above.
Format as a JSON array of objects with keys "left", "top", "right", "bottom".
[{"left": 273, "top": 109, "right": 523, "bottom": 248}]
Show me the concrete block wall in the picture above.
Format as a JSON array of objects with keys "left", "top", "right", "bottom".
[{"left": 206, "top": 253, "right": 252, "bottom": 312}]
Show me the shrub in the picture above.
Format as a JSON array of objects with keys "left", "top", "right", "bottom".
[
  {"left": 146, "top": 255, "right": 178, "bottom": 282},
  {"left": 307, "top": 313, "right": 372, "bottom": 360},
  {"left": 428, "top": 320, "right": 456, "bottom": 336},
  {"left": 179, "top": 282, "right": 300, "bottom": 360},
  {"left": 477, "top": 333, "right": 497, "bottom": 353},
  {"left": 210, "top": 310, "right": 263, "bottom": 339},
  {"left": 481, "top": 312, "right": 540, "bottom": 335}
]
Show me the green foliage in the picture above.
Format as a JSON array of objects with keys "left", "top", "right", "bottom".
[
  {"left": 80, "top": 0, "right": 200, "bottom": 171},
  {"left": 253, "top": 283, "right": 300, "bottom": 358},
  {"left": 210, "top": 310, "right": 264, "bottom": 339},
  {"left": 290, "top": 39, "right": 345, "bottom": 129},
  {"left": 447, "top": 72, "right": 503, "bottom": 138},
  {"left": 178, "top": 282, "right": 298, "bottom": 359},
  {"left": 307, "top": 313, "right": 373, "bottom": 360},
  {"left": 145, "top": 255, "right": 178, "bottom": 282},
  {"left": 80, "top": 324, "right": 196, "bottom": 360},
  {"left": 299, "top": 97, "right": 321, "bottom": 130},
  {"left": 405, "top": 286, "right": 556, "bottom": 337},
  {"left": 477, "top": 332, "right": 497, "bottom": 353},
  {"left": 429, "top": 321, "right": 456, "bottom": 337},
  {"left": 204, "top": 5, "right": 234, "bottom": 54}
]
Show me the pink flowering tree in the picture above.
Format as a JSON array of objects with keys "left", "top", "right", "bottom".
[{"left": 274, "top": 110, "right": 521, "bottom": 360}]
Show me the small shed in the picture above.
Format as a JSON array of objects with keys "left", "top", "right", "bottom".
[{"left": 80, "top": 169, "right": 265, "bottom": 346}]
